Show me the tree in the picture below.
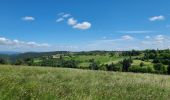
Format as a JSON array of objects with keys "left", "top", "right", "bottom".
[
  {"left": 62, "top": 60, "right": 78, "bottom": 68},
  {"left": 107, "top": 63, "right": 115, "bottom": 71},
  {"left": 24, "top": 58, "right": 33, "bottom": 66},
  {"left": 154, "top": 63, "right": 166, "bottom": 74},
  {"left": 167, "top": 64, "right": 170, "bottom": 75},
  {"left": 15, "top": 59, "right": 23, "bottom": 65},
  {"left": 140, "top": 62, "right": 144, "bottom": 67},
  {"left": 89, "top": 61, "right": 99, "bottom": 70},
  {"left": 122, "top": 59, "right": 131, "bottom": 72},
  {"left": 0, "top": 58, "right": 7, "bottom": 64}
]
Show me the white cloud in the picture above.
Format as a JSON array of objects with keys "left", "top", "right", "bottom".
[
  {"left": 26, "top": 42, "right": 50, "bottom": 47},
  {"left": 73, "top": 22, "right": 91, "bottom": 30},
  {"left": 22, "top": 16, "right": 35, "bottom": 21},
  {"left": 145, "top": 36, "right": 151, "bottom": 39},
  {"left": 141, "top": 35, "right": 167, "bottom": 46},
  {"left": 0, "top": 37, "right": 50, "bottom": 48},
  {"left": 0, "top": 37, "right": 11, "bottom": 45},
  {"left": 56, "top": 18, "right": 64, "bottom": 22},
  {"left": 56, "top": 13, "right": 71, "bottom": 23},
  {"left": 67, "top": 18, "right": 77, "bottom": 25},
  {"left": 121, "top": 35, "right": 134, "bottom": 40},
  {"left": 117, "top": 31, "right": 153, "bottom": 34},
  {"left": 149, "top": 15, "right": 165, "bottom": 21},
  {"left": 57, "top": 12, "right": 91, "bottom": 30},
  {"left": 154, "top": 35, "right": 165, "bottom": 44},
  {"left": 62, "top": 14, "right": 71, "bottom": 18}
]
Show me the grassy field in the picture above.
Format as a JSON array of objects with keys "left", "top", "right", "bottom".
[{"left": 0, "top": 65, "right": 170, "bottom": 100}]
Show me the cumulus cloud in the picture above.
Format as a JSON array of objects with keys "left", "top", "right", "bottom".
[
  {"left": 0, "top": 37, "right": 50, "bottom": 48},
  {"left": 73, "top": 22, "right": 91, "bottom": 30},
  {"left": 149, "top": 15, "right": 165, "bottom": 21},
  {"left": 57, "top": 12, "right": 91, "bottom": 30},
  {"left": 67, "top": 18, "right": 77, "bottom": 25},
  {"left": 121, "top": 35, "right": 134, "bottom": 40},
  {"left": 22, "top": 16, "right": 35, "bottom": 21}
]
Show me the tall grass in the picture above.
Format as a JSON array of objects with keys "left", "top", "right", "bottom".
[{"left": 0, "top": 65, "right": 170, "bottom": 100}]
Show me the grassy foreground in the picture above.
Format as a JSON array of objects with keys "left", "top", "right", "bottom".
[{"left": 0, "top": 65, "right": 170, "bottom": 100}]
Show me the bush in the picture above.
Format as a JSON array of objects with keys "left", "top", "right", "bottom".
[
  {"left": 107, "top": 63, "right": 115, "bottom": 71},
  {"left": 89, "top": 61, "right": 100, "bottom": 70},
  {"left": 113, "top": 63, "right": 122, "bottom": 71},
  {"left": 62, "top": 60, "right": 78, "bottom": 68},
  {"left": 99, "top": 64, "right": 107, "bottom": 71},
  {"left": 140, "top": 62, "right": 144, "bottom": 67},
  {"left": 128, "top": 66, "right": 154, "bottom": 73},
  {"left": 152, "top": 59, "right": 161, "bottom": 63},
  {"left": 153, "top": 63, "right": 167, "bottom": 74}
]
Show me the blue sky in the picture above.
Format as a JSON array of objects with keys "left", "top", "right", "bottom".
[{"left": 0, "top": 0, "right": 170, "bottom": 51}]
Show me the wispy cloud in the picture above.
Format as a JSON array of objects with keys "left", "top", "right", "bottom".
[
  {"left": 154, "top": 35, "right": 165, "bottom": 44},
  {"left": 56, "top": 18, "right": 64, "bottom": 22},
  {"left": 22, "top": 16, "right": 35, "bottom": 21},
  {"left": 121, "top": 35, "right": 134, "bottom": 40},
  {"left": 149, "top": 15, "right": 165, "bottom": 21},
  {"left": 0, "top": 37, "right": 50, "bottom": 48},
  {"left": 116, "top": 31, "right": 154, "bottom": 34},
  {"left": 62, "top": 14, "right": 71, "bottom": 18},
  {"left": 142, "top": 35, "right": 168, "bottom": 46},
  {"left": 56, "top": 12, "right": 71, "bottom": 23}
]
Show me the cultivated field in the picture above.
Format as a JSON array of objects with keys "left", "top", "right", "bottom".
[{"left": 0, "top": 65, "right": 170, "bottom": 100}]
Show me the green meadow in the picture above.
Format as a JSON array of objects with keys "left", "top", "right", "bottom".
[{"left": 0, "top": 65, "right": 170, "bottom": 100}]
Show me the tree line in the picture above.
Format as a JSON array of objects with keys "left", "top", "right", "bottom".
[{"left": 1, "top": 49, "right": 170, "bottom": 75}]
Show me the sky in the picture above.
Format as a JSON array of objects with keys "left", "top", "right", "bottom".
[{"left": 0, "top": 0, "right": 170, "bottom": 51}]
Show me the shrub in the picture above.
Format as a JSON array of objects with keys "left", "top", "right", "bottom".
[
  {"left": 107, "top": 63, "right": 115, "bottom": 71},
  {"left": 89, "top": 61, "right": 99, "bottom": 70},
  {"left": 153, "top": 63, "right": 167, "bottom": 74},
  {"left": 128, "top": 66, "right": 154, "bottom": 73},
  {"left": 99, "top": 64, "right": 107, "bottom": 71},
  {"left": 140, "top": 62, "right": 144, "bottom": 67},
  {"left": 113, "top": 63, "right": 122, "bottom": 71}
]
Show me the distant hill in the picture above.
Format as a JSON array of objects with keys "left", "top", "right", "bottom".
[{"left": 0, "top": 51, "right": 20, "bottom": 55}]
